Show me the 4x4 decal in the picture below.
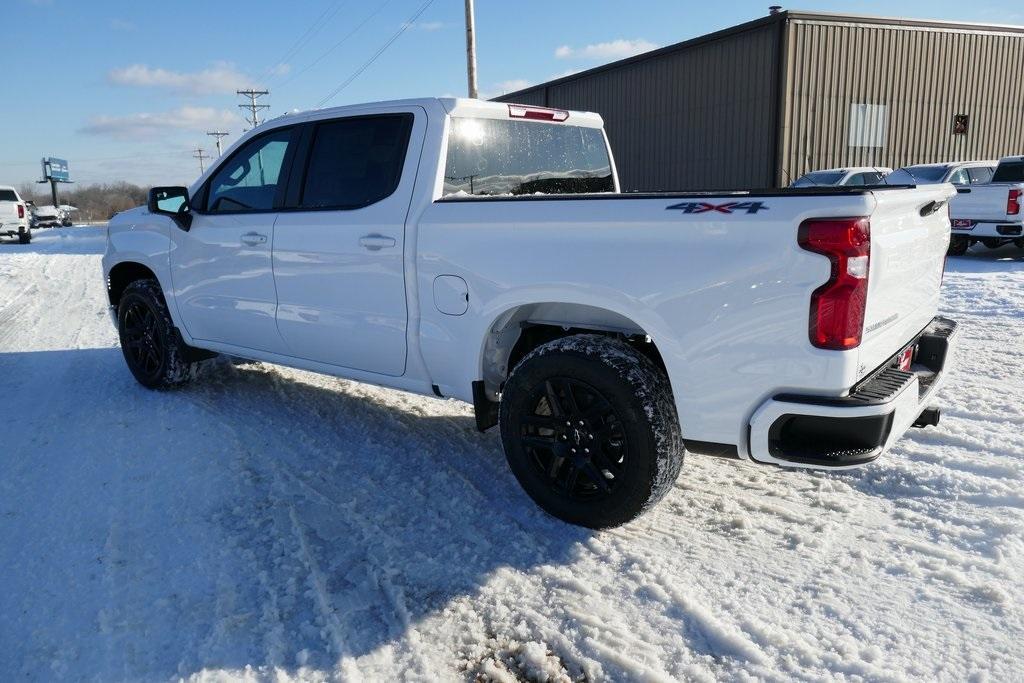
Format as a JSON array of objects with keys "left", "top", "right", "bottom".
[{"left": 666, "top": 201, "right": 769, "bottom": 214}]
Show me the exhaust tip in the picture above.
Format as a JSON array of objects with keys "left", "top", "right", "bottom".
[{"left": 912, "top": 407, "right": 941, "bottom": 429}]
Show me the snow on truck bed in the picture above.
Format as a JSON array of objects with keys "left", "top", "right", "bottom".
[{"left": 0, "top": 227, "right": 1022, "bottom": 682}]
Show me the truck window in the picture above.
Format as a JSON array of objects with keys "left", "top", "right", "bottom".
[
  {"left": 206, "top": 128, "right": 294, "bottom": 213},
  {"left": 443, "top": 117, "right": 614, "bottom": 196},
  {"left": 0, "top": 190, "right": 17, "bottom": 202},
  {"left": 968, "top": 167, "right": 994, "bottom": 184},
  {"left": 993, "top": 162, "right": 1024, "bottom": 183},
  {"left": 791, "top": 170, "right": 844, "bottom": 187},
  {"left": 948, "top": 169, "right": 969, "bottom": 185},
  {"left": 299, "top": 114, "right": 413, "bottom": 209}
]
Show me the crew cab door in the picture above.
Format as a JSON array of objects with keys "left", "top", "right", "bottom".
[
  {"left": 271, "top": 109, "right": 423, "bottom": 376},
  {"left": 169, "top": 126, "right": 297, "bottom": 354}
]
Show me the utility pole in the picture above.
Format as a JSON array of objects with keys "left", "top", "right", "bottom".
[
  {"left": 193, "top": 147, "right": 210, "bottom": 174},
  {"left": 464, "top": 0, "right": 478, "bottom": 98},
  {"left": 206, "top": 130, "right": 230, "bottom": 156},
  {"left": 237, "top": 89, "right": 270, "bottom": 128}
]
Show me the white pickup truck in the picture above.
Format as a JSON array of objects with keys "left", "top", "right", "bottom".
[
  {"left": 102, "top": 98, "right": 959, "bottom": 528},
  {"left": 0, "top": 185, "right": 32, "bottom": 244},
  {"left": 948, "top": 155, "right": 1024, "bottom": 254}
]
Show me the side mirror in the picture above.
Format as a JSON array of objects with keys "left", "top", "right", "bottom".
[{"left": 148, "top": 186, "right": 193, "bottom": 231}]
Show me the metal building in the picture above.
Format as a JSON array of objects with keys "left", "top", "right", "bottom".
[{"left": 495, "top": 10, "right": 1024, "bottom": 191}]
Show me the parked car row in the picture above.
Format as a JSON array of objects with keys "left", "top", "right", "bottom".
[
  {"left": 31, "top": 203, "right": 76, "bottom": 228},
  {"left": 0, "top": 188, "right": 79, "bottom": 243},
  {"left": 793, "top": 157, "right": 1024, "bottom": 255}
]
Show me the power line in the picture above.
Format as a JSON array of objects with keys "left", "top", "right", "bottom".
[
  {"left": 261, "top": 0, "right": 350, "bottom": 82},
  {"left": 316, "top": 0, "right": 437, "bottom": 107},
  {"left": 237, "top": 89, "right": 270, "bottom": 128},
  {"left": 277, "top": 0, "right": 397, "bottom": 90}
]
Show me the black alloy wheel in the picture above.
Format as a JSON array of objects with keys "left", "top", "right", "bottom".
[
  {"left": 499, "top": 334, "right": 684, "bottom": 528},
  {"left": 515, "top": 377, "right": 628, "bottom": 502},
  {"left": 121, "top": 299, "right": 165, "bottom": 381},
  {"left": 117, "top": 279, "right": 201, "bottom": 388}
]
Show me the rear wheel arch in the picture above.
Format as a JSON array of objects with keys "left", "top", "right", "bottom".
[{"left": 478, "top": 302, "right": 672, "bottom": 403}]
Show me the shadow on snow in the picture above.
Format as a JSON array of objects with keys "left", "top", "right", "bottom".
[{"left": 0, "top": 347, "right": 590, "bottom": 679}]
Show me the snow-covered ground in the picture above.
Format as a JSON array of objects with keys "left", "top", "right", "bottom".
[{"left": 1, "top": 227, "right": 1022, "bottom": 682}]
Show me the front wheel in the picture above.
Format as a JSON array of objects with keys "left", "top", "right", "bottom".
[
  {"left": 499, "top": 334, "right": 684, "bottom": 528},
  {"left": 117, "top": 279, "right": 200, "bottom": 388},
  {"left": 947, "top": 235, "right": 970, "bottom": 256},
  {"left": 1015, "top": 238, "right": 1024, "bottom": 249},
  {"left": 981, "top": 237, "right": 1003, "bottom": 249}
]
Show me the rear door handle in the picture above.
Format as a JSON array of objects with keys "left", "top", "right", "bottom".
[
  {"left": 359, "top": 234, "right": 396, "bottom": 250},
  {"left": 240, "top": 231, "right": 268, "bottom": 246}
]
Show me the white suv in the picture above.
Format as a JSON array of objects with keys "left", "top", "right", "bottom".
[{"left": 0, "top": 185, "right": 31, "bottom": 244}]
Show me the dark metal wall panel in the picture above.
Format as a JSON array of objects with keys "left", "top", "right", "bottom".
[
  {"left": 781, "top": 19, "right": 1024, "bottom": 181},
  {"left": 497, "top": 23, "right": 781, "bottom": 191}
]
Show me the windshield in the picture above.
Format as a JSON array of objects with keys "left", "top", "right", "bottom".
[
  {"left": 888, "top": 165, "right": 948, "bottom": 184},
  {"left": 791, "top": 171, "right": 845, "bottom": 187},
  {"left": 443, "top": 117, "right": 614, "bottom": 196},
  {"left": 993, "top": 161, "right": 1024, "bottom": 183}
]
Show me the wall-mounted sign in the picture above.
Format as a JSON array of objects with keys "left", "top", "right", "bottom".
[
  {"left": 952, "top": 114, "right": 969, "bottom": 136},
  {"left": 42, "top": 157, "right": 70, "bottom": 182}
]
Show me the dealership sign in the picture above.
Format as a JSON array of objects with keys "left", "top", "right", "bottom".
[{"left": 42, "top": 157, "right": 70, "bottom": 182}]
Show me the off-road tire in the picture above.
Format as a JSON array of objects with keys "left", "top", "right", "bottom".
[
  {"left": 499, "top": 334, "right": 684, "bottom": 528},
  {"left": 947, "top": 235, "right": 970, "bottom": 256},
  {"left": 117, "top": 279, "right": 200, "bottom": 389}
]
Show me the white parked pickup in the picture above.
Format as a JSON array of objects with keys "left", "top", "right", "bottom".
[
  {"left": 0, "top": 185, "right": 31, "bottom": 243},
  {"left": 102, "top": 98, "right": 960, "bottom": 527},
  {"left": 948, "top": 155, "right": 1024, "bottom": 254}
]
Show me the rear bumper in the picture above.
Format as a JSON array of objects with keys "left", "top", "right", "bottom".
[
  {"left": 747, "top": 316, "right": 959, "bottom": 468},
  {"left": 952, "top": 220, "right": 1023, "bottom": 238}
]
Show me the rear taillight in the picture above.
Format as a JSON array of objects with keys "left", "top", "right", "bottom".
[
  {"left": 798, "top": 217, "right": 871, "bottom": 350},
  {"left": 1008, "top": 189, "right": 1021, "bottom": 216},
  {"left": 17, "top": 204, "right": 24, "bottom": 218},
  {"left": 507, "top": 104, "right": 569, "bottom": 122}
]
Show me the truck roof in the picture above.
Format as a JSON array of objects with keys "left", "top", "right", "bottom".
[
  {"left": 903, "top": 160, "right": 998, "bottom": 169},
  {"left": 262, "top": 97, "right": 605, "bottom": 130}
]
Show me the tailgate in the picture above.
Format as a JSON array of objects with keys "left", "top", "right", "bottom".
[
  {"left": 857, "top": 184, "right": 955, "bottom": 378},
  {"left": 0, "top": 201, "right": 19, "bottom": 220},
  {"left": 950, "top": 184, "right": 1013, "bottom": 222}
]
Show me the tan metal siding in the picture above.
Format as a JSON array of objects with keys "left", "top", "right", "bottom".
[
  {"left": 781, "top": 20, "right": 1024, "bottom": 181},
  {"left": 497, "top": 23, "right": 781, "bottom": 191}
]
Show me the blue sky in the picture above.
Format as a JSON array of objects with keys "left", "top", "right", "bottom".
[{"left": 2, "top": 0, "right": 1018, "bottom": 187}]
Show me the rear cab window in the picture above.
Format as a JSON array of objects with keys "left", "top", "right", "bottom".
[
  {"left": 0, "top": 190, "right": 18, "bottom": 202},
  {"left": 442, "top": 117, "right": 614, "bottom": 197},
  {"left": 993, "top": 162, "right": 1024, "bottom": 183}
]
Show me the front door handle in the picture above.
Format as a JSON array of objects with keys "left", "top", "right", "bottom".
[
  {"left": 359, "top": 234, "right": 396, "bottom": 251},
  {"left": 240, "top": 231, "right": 268, "bottom": 246}
]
